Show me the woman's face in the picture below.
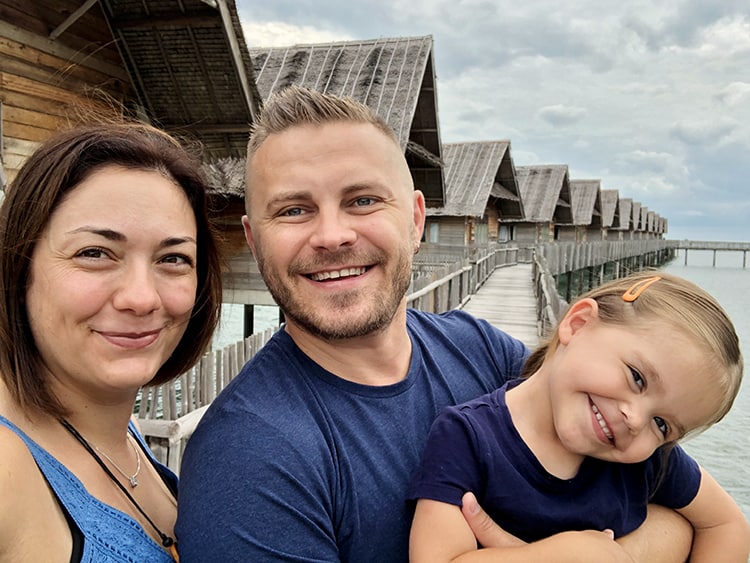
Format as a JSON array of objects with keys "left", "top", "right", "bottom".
[{"left": 26, "top": 165, "right": 198, "bottom": 403}]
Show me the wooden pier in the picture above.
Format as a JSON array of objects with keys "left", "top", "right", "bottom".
[
  {"left": 461, "top": 263, "right": 539, "bottom": 349},
  {"left": 673, "top": 240, "right": 750, "bottom": 268}
]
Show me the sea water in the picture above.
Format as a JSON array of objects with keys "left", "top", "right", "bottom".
[{"left": 661, "top": 253, "right": 750, "bottom": 523}]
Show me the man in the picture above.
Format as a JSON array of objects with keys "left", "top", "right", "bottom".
[{"left": 176, "top": 86, "right": 692, "bottom": 561}]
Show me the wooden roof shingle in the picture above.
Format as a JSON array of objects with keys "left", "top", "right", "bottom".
[
  {"left": 100, "top": 0, "right": 260, "bottom": 159},
  {"left": 630, "top": 200, "right": 641, "bottom": 231},
  {"left": 617, "top": 198, "right": 633, "bottom": 230},
  {"left": 600, "top": 189, "right": 620, "bottom": 229},
  {"left": 427, "top": 141, "right": 521, "bottom": 218},
  {"left": 568, "top": 179, "right": 602, "bottom": 227},
  {"left": 515, "top": 165, "right": 572, "bottom": 223}
]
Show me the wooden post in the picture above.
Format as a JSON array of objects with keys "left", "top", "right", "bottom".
[{"left": 243, "top": 304, "right": 254, "bottom": 338}]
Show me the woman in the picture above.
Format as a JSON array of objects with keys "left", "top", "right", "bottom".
[{"left": 0, "top": 122, "right": 222, "bottom": 562}]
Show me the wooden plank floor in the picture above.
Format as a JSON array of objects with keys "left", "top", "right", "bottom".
[{"left": 461, "top": 263, "right": 539, "bottom": 350}]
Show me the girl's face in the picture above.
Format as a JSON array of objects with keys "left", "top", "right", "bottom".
[
  {"left": 547, "top": 299, "right": 724, "bottom": 464},
  {"left": 26, "top": 165, "right": 198, "bottom": 405}
]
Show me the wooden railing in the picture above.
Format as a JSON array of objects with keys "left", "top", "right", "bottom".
[{"left": 136, "top": 328, "right": 277, "bottom": 470}]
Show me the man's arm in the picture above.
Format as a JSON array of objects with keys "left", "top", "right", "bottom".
[{"left": 461, "top": 493, "right": 693, "bottom": 563}]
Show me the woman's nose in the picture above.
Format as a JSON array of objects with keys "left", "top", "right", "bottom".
[{"left": 112, "top": 262, "right": 161, "bottom": 315}]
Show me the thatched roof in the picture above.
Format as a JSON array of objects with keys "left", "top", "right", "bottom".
[
  {"left": 100, "top": 0, "right": 260, "bottom": 159},
  {"left": 631, "top": 201, "right": 642, "bottom": 230},
  {"left": 567, "top": 179, "right": 602, "bottom": 227},
  {"left": 427, "top": 141, "right": 522, "bottom": 218},
  {"left": 515, "top": 165, "right": 572, "bottom": 223},
  {"left": 641, "top": 207, "right": 650, "bottom": 232},
  {"left": 249, "top": 35, "right": 445, "bottom": 206},
  {"left": 600, "top": 189, "right": 620, "bottom": 229},
  {"left": 617, "top": 198, "right": 633, "bottom": 231}
]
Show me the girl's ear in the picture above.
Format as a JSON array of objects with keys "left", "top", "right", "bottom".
[{"left": 558, "top": 298, "right": 600, "bottom": 345}]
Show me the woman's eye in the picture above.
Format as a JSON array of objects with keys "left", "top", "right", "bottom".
[
  {"left": 629, "top": 367, "right": 645, "bottom": 390},
  {"left": 161, "top": 254, "right": 194, "bottom": 267},
  {"left": 654, "top": 416, "right": 669, "bottom": 437},
  {"left": 75, "top": 247, "right": 108, "bottom": 259}
]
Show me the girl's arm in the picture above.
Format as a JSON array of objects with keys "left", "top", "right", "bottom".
[
  {"left": 462, "top": 492, "right": 693, "bottom": 563},
  {"left": 410, "top": 498, "right": 633, "bottom": 563},
  {"left": 677, "top": 467, "right": 750, "bottom": 562}
]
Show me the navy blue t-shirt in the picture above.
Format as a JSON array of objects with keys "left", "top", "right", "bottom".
[
  {"left": 407, "top": 381, "right": 702, "bottom": 541},
  {"left": 176, "top": 309, "right": 528, "bottom": 562}
]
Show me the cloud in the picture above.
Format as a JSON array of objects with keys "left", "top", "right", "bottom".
[
  {"left": 669, "top": 118, "right": 738, "bottom": 146},
  {"left": 243, "top": 21, "right": 352, "bottom": 47},
  {"left": 536, "top": 105, "right": 587, "bottom": 127},
  {"left": 715, "top": 82, "right": 750, "bottom": 106},
  {"left": 235, "top": 0, "right": 750, "bottom": 240}
]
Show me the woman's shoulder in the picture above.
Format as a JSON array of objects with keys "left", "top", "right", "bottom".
[{"left": 0, "top": 423, "right": 72, "bottom": 559}]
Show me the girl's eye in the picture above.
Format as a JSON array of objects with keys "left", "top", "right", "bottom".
[
  {"left": 654, "top": 416, "right": 669, "bottom": 438},
  {"left": 629, "top": 367, "right": 645, "bottom": 390}
]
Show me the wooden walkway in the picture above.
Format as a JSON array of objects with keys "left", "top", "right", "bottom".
[{"left": 461, "top": 263, "right": 539, "bottom": 349}]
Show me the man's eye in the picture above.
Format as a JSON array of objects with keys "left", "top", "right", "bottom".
[
  {"left": 630, "top": 367, "right": 645, "bottom": 390},
  {"left": 354, "top": 197, "right": 375, "bottom": 207},
  {"left": 281, "top": 207, "right": 304, "bottom": 217}
]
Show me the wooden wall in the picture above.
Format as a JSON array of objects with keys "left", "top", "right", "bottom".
[{"left": 1, "top": 1, "right": 132, "bottom": 185}]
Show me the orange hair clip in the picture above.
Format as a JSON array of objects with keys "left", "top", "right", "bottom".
[{"left": 622, "top": 276, "right": 662, "bottom": 302}]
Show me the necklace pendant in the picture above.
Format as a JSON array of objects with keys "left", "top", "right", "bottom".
[{"left": 129, "top": 475, "right": 138, "bottom": 488}]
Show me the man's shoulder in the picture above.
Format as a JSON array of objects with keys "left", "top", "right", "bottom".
[{"left": 407, "top": 307, "right": 491, "bottom": 332}]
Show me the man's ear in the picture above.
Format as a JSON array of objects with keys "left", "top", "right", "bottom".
[
  {"left": 558, "top": 298, "right": 599, "bottom": 345},
  {"left": 241, "top": 215, "right": 258, "bottom": 259}
]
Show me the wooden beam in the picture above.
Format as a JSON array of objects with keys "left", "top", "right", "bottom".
[
  {"left": 216, "top": 0, "right": 257, "bottom": 121},
  {"left": 0, "top": 20, "right": 129, "bottom": 80},
  {"left": 49, "top": 0, "right": 99, "bottom": 40}
]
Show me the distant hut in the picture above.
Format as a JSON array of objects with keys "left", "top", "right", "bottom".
[
  {"left": 512, "top": 165, "right": 573, "bottom": 244},
  {"left": 616, "top": 198, "right": 633, "bottom": 240},
  {"left": 558, "top": 179, "right": 603, "bottom": 243},
  {"left": 599, "top": 189, "right": 621, "bottom": 240},
  {"left": 424, "top": 140, "right": 522, "bottom": 246},
  {"left": 631, "top": 201, "right": 643, "bottom": 240},
  {"left": 640, "top": 206, "right": 649, "bottom": 240}
]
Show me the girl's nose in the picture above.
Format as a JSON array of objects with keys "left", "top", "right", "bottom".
[{"left": 621, "top": 401, "right": 647, "bottom": 434}]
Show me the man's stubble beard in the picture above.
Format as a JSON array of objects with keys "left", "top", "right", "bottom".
[{"left": 255, "top": 243, "right": 413, "bottom": 341}]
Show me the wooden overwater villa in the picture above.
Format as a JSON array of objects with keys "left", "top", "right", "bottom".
[{"left": 0, "top": 1, "right": 739, "bottom": 470}]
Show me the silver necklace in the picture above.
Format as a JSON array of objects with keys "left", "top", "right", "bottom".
[{"left": 93, "top": 435, "right": 141, "bottom": 488}]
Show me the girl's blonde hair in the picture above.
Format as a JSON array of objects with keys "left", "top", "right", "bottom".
[{"left": 524, "top": 270, "right": 743, "bottom": 433}]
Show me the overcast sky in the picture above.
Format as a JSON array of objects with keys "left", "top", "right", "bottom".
[{"left": 236, "top": 1, "right": 750, "bottom": 242}]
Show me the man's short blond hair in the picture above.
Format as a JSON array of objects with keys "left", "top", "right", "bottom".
[{"left": 246, "top": 85, "right": 400, "bottom": 160}]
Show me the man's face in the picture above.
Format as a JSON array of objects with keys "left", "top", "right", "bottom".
[{"left": 243, "top": 121, "right": 425, "bottom": 341}]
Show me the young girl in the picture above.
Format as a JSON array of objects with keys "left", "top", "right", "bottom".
[{"left": 408, "top": 271, "right": 750, "bottom": 562}]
